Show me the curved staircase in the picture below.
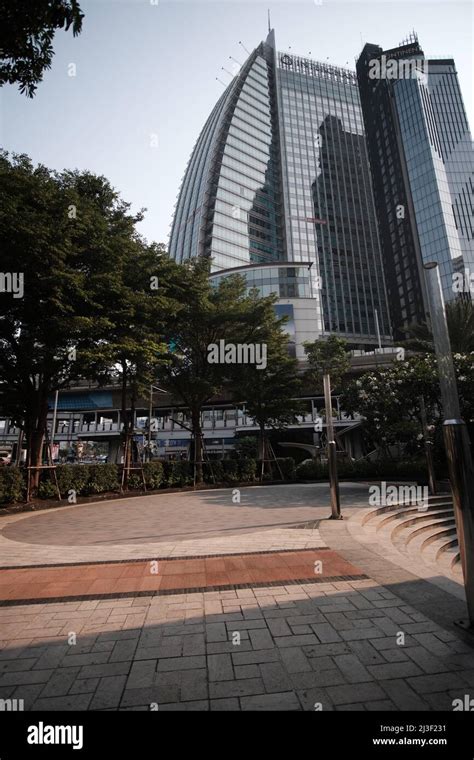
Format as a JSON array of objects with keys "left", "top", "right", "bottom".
[{"left": 351, "top": 492, "right": 462, "bottom": 583}]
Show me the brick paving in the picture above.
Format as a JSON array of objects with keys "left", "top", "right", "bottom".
[
  {"left": 0, "top": 550, "right": 364, "bottom": 604},
  {"left": 1, "top": 484, "right": 473, "bottom": 711},
  {"left": 1, "top": 579, "right": 474, "bottom": 711},
  {"left": 0, "top": 483, "right": 366, "bottom": 566}
]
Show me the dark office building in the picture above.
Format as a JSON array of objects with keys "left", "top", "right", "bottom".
[{"left": 357, "top": 34, "right": 473, "bottom": 340}]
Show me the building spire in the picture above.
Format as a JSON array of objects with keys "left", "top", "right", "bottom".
[{"left": 268, "top": 9, "right": 271, "bottom": 33}]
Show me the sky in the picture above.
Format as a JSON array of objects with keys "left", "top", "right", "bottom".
[{"left": 1, "top": 0, "right": 472, "bottom": 246}]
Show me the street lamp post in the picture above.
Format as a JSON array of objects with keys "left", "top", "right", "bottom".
[
  {"left": 419, "top": 395, "right": 437, "bottom": 496},
  {"left": 323, "top": 373, "right": 342, "bottom": 519},
  {"left": 423, "top": 262, "right": 474, "bottom": 626}
]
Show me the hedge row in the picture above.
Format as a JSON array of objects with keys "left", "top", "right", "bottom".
[
  {"left": 0, "top": 456, "right": 432, "bottom": 504},
  {"left": 295, "top": 457, "right": 429, "bottom": 480},
  {"left": 0, "top": 458, "right": 266, "bottom": 503}
]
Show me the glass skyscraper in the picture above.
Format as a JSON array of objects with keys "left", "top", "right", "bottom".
[
  {"left": 357, "top": 35, "right": 473, "bottom": 339},
  {"left": 169, "top": 30, "right": 392, "bottom": 354}
]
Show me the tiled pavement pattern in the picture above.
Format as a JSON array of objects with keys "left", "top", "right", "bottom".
[
  {"left": 1, "top": 484, "right": 474, "bottom": 711},
  {"left": 1, "top": 579, "right": 474, "bottom": 711},
  {"left": 0, "top": 527, "right": 326, "bottom": 568},
  {"left": 0, "top": 550, "right": 364, "bottom": 603},
  {"left": 0, "top": 483, "right": 366, "bottom": 567}
]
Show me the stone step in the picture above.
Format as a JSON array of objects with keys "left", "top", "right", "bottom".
[
  {"left": 396, "top": 516, "right": 456, "bottom": 548},
  {"left": 436, "top": 542, "right": 461, "bottom": 574},
  {"left": 378, "top": 508, "right": 454, "bottom": 536},
  {"left": 403, "top": 526, "right": 458, "bottom": 580},
  {"left": 363, "top": 499, "right": 452, "bottom": 527}
]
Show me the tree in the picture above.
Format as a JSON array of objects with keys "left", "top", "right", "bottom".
[
  {"left": 403, "top": 298, "right": 474, "bottom": 354},
  {"left": 158, "top": 260, "right": 282, "bottom": 483},
  {"left": 0, "top": 0, "right": 84, "bottom": 97},
  {"left": 0, "top": 152, "right": 161, "bottom": 493},
  {"left": 88, "top": 244, "right": 181, "bottom": 477},
  {"left": 303, "top": 335, "right": 350, "bottom": 393},
  {"left": 232, "top": 312, "right": 303, "bottom": 478},
  {"left": 342, "top": 353, "right": 474, "bottom": 458}
]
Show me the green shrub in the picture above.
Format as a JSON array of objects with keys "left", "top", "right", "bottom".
[
  {"left": 86, "top": 464, "right": 119, "bottom": 494},
  {"left": 163, "top": 460, "right": 193, "bottom": 487},
  {"left": 222, "top": 460, "right": 239, "bottom": 483},
  {"left": 55, "top": 464, "right": 90, "bottom": 497},
  {"left": 176, "top": 461, "right": 193, "bottom": 486},
  {"left": 273, "top": 457, "right": 296, "bottom": 480},
  {"left": 203, "top": 460, "right": 224, "bottom": 483},
  {"left": 37, "top": 479, "right": 58, "bottom": 499},
  {"left": 143, "top": 461, "right": 164, "bottom": 489},
  {"left": 238, "top": 458, "right": 256, "bottom": 482},
  {"left": 295, "top": 457, "right": 428, "bottom": 481},
  {"left": 0, "top": 467, "right": 25, "bottom": 503},
  {"left": 127, "top": 474, "right": 144, "bottom": 490}
]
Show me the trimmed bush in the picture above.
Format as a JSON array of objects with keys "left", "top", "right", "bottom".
[
  {"left": 143, "top": 461, "right": 164, "bottom": 490},
  {"left": 162, "top": 460, "right": 193, "bottom": 487},
  {"left": 295, "top": 457, "right": 428, "bottom": 481},
  {"left": 86, "top": 464, "right": 119, "bottom": 494},
  {"left": 222, "top": 460, "right": 239, "bottom": 483},
  {"left": 55, "top": 464, "right": 90, "bottom": 497},
  {"left": 0, "top": 466, "right": 25, "bottom": 503},
  {"left": 127, "top": 474, "right": 144, "bottom": 490},
  {"left": 203, "top": 461, "right": 224, "bottom": 483},
  {"left": 274, "top": 457, "right": 296, "bottom": 481},
  {"left": 37, "top": 479, "right": 58, "bottom": 499},
  {"left": 238, "top": 458, "right": 256, "bottom": 482}
]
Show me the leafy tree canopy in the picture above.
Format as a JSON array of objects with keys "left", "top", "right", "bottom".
[
  {"left": 0, "top": 0, "right": 84, "bottom": 97},
  {"left": 303, "top": 335, "right": 350, "bottom": 392},
  {"left": 403, "top": 298, "right": 474, "bottom": 354},
  {"left": 342, "top": 353, "right": 474, "bottom": 456}
]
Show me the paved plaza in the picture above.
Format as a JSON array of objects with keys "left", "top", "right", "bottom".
[{"left": 1, "top": 484, "right": 474, "bottom": 711}]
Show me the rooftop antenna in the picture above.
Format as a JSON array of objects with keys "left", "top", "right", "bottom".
[
  {"left": 229, "top": 55, "right": 242, "bottom": 67},
  {"left": 216, "top": 77, "right": 227, "bottom": 87},
  {"left": 221, "top": 66, "right": 233, "bottom": 77},
  {"left": 239, "top": 41, "right": 250, "bottom": 55},
  {"left": 267, "top": 9, "right": 271, "bottom": 33}
]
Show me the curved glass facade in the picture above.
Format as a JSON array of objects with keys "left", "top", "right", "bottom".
[{"left": 169, "top": 30, "right": 392, "bottom": 345}]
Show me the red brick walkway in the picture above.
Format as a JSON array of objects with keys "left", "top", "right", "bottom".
[{"left": 0, "top": 550, "right": 365, "bottom": 604}]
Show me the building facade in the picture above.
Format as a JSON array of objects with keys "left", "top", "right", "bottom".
[
  {"left": 357, "top": 35, "right": 473, "bottom": 339},
  {"left": 169, "top": 30, "right": 392, "bottom": 355}
]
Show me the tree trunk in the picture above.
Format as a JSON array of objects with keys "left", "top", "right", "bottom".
[
  {"left": 192, "top": 409, "right": 203, "bottom": 484},
  {"left": 25, "top": 394, "right": 49, "bottom": 497}
]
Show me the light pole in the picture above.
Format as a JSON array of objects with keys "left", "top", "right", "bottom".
[
  {"left": 423, "top": 262, "right": 474, "bottom": 627},
  {"left": 419, "top": 395, "right": 437, "bottom": 495},
  {"left": 323, "top": 373, "right": 342, "bottom": 519}
]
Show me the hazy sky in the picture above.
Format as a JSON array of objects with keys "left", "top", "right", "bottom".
[{"left": 1, "top": 0, "right": 472, "bottom": 246}]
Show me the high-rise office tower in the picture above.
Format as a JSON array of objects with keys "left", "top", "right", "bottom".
[
  {"left": 169, "top": 30, "right": 391, "bottom": 357},
  {"left": 357, "top": 34, "right": 473, "bottom": 339}
]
